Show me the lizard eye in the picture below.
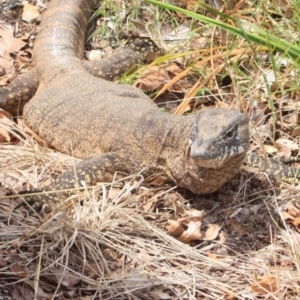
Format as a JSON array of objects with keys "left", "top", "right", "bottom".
[{"left": 225, "top": 125, "right": 237, "bottom": 139}]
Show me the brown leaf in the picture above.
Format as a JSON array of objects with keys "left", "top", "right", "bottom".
[
  {"left": 291, "top": 126, "right": 300, "bottom": 137},
  {"left": 143, "top": 198, "right": 160, "bottom": 212},
  {"left": 276, "top": 138, "right": 299, "bottom": 152},
  {"left": 0, "top": 22, "right": 28, "bottom": 86},
  {"left": 150, "top": 176, "right": 166, "bottom": 186},
  {"left": 10, "top": 263, "right": 27, "bottom": 277},
  {"left": 171, "top": 197, "right": 185, "bottom": 217},
  {"left": 203, "top": 224, "right": 220, "bottom": 241},
  {"left": 149, "top": 291, "right": 172, "bottom": 300},
  {"left": 134, "top": 66, "right": 168, "bottom": 91},
  {"left": 189, "top": 209, "right": 205, "bottom": 220},
  {"left": 0, "top": 22, "right": 27, "bottom": 55},
  {"left": 178, "top": 220, "right": 202, "bottom": 243},
  {"left": 291, "top": 218, "right": 300, "bottom": 230},
  {"left": 0, "top": 110, "right": 13, "bottom": 142},
  {"left": 177, "top": 209, "right": 204, "bottom": 226},
  {"left": 287, "top": 203, "right": 300, "bottom": 218},
  {"left": 206, "top": 251, "right": 224, "bottom": 260},
  {"left": 251, "top": 275, "right": 277, "bottom": 294},
  {"left": 166, "top": 219, "right": 184, "bottom": 237},
  {"left": 0, "top": 109, "right": 13, "bottom": 120},
  {"left": 22, "top": 4, "right": 40, "bottom": 23},
  {"left": 108, "top": 188, "right": 121, "bottom": 199},
  {"left": 0, "top": 127, "right": 10, "bottom": 142},
  {"left": 219, "top": 231, "right": 228, "bottom": 242},
  {"left": 229, "top": 218, "right": 248, "bottom": 236},
  {"left": 134, "top": 63, "right": 185, "bottom": 92}
]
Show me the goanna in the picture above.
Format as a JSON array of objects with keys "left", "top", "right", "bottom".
[{"left": 0, "top": 0, "right": 298, "bottom": 213}]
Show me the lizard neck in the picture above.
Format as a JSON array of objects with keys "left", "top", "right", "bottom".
[{"left": 153, "top": 113, "right": 195, "bottom": 181}]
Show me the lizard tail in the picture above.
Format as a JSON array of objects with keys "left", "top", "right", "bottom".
[{"left": 245, "top": 152, "right": 300, "bottom": 184}]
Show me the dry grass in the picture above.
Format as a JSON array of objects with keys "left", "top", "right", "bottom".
[{"left": 1, "top": 116, "right": 300, "bottom": 299}]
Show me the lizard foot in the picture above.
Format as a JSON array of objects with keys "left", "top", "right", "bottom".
[
  {"left": 125, "top": 36, "right": 161, "bottom": 59},
  {"left": 15, "top": 187, "right": 56, "bottom": 215}
]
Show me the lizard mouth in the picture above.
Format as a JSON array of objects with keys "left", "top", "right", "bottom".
[
  {"left": 189, "top": 134, "right": 249, "bottom": 169},
  {"left": 191, "top": 149, "right": 247, "bottom": 169}
]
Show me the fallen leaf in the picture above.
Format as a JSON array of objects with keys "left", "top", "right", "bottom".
[
  {"left": 0, "top": 22, "right": 27, "bottom": 55},
  {"left": 203, "top": 224, "right": 220, "bottom": 241},
  {"left": 149, "top": 291, "right": 171, "bottom": 300},
  {"left": 85, "top": 50, "right": 104, "bottom": 61},
  {"left": 143, "top": 198, "right": 159, "bottom": 212},
  {"left": 166, "top": 219, "right": 184, "bottom": 237},
  {"left": 291, "top": 126, "right": 300, "bottom": 137},
  {"left": 150, "top": 176, "right": 166, "bottom": 186},
  {"left": 108, "top": 188, "right": 121, "bottom": 199},
  {"left": 229, "top": 218, "right": 248, "bottom": 236},
  {"left": 171, "top": 197, "right": 185, "bottom": 216},
  {"left": 283, "top": 213, "right": 300, "bottom": 231},
  {"left": 189, "top": 209, "right": 205, "bottom": 220},
  {"left": 134, "top": 63, "right": 185, "bottom": 92},
  {"left": 251, "top": 275, "right": 277, "bottom": 294},
  {"left": 177, "top": 209, "right": 204, "bottom": 226},
  {"left": 206, "top": 251, "right": 225, "bottom": 260},
  {"left": 276, "top": 138, "right": 299, "bottom": 151},
  {"left": 134, "top": 66, "right": 169, "bottom": 91},
  {"left": 0, "top": 109, "right": 13, "bottom": 120},
  {"left": 178, "top": 220, "right": 202, "bottom": 243},
  {"left": 0, "top": 22, "right": 27, "bottom": 85},
  {"left": 219, "top": 231, "right": 228, "bottom": 242},
  {"left": 290, "top": 218, "right": 300, "bottom": 231},
  {"left": 22, "top": 4, "right": 40, "bottom": 23},
  {"left": 0, "top": 110, "right": 13, "bottom": 142},
  {"left": 287, "top": 203, "right": 300, "bottom": 218}
]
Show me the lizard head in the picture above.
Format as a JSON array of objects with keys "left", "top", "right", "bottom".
[{"left": 189, "top": 108, "right": 249, "bottom": 169}]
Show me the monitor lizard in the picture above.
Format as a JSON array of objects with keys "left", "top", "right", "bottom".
[{"left": 0, "top": 0, "right": 299, "bottom": 214}]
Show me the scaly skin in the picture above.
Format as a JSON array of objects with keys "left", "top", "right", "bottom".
[
  {"left": 0, "top": 45, "right": 149, "bottom": 116},
  {"left": 9, "top": 0, "right": 250, "bottom": 213},
  {"left": 7, "top": 0, "right": 300, "bottom": 214}
]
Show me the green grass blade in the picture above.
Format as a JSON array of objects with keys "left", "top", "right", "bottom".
[{"left": 144, "top": 0, "right": 300, "bottom": 62}]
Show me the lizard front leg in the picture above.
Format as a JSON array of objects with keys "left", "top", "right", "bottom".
[
  {"left": 15, "top": 153, "right": 137, "bottom": 214},
  {"left": 0, "top": 39, "right": 159, "bottom": 116},
  {"left": 82, "top": 37, "right": 160, "bottom": 81},
  {"left": 0, "top": 69, "right": 39, "bottom": 116}
]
